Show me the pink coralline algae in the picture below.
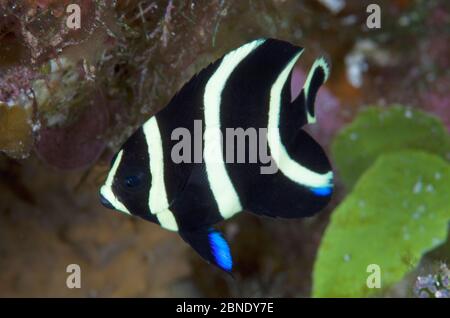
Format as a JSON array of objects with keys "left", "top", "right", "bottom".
[
  {"left": 0, "top": 66, "right": 37, "bottom": 106},
  {"left": 421, "top": 77, "right": 450, "bottom": 133},
  {"left": 34, "top": 92, "right": 108, "bottom": 170}
]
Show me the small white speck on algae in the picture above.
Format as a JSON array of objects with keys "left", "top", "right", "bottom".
[
  {"left": 413, "top": 180, "right": 423, "bottom": 194},
  {"left": 343, "top": 254, "right": 351, "bottom": 262},
  {"left": 416, "top": 205, "right": 426, "bottom": 213},
  {"left": 412, "top": 212, "right": 420, "bottom": 220},
  {"left": 404, "top": 109, "right": 413, "bottom": 119},
  {"left": 412, "top": 210, "right": 424, "bottom": 220},
  {"left": 432, "top": 238, "right": 441, "bottom": 245}
]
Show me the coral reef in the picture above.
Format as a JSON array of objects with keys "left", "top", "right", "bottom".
[{"left": 414, "top": 263, "right": 450, "bottom": 298}]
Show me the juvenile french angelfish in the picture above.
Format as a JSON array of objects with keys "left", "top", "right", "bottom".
[{"left": 99, "top": 38, "right": 333, "bottom": 273}]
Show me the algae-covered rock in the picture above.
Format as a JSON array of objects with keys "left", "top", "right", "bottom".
[
  {"left": 332, "top": 105, "right": 450, "bottom": 188},
  {"left": 0, "top": 104, "right": 33, "bottom": 159},
  {"left": 313, "top": 151, "right": 450, "bottom": 297},
  {"left": 1, "top": 0, "right": 100, "bottom": 63},
  {"left": 0, "top": 65, "right": 36, "bottom": 159},
  {"left": 33, "top": 57, "right": 97, "bottom": 125}
]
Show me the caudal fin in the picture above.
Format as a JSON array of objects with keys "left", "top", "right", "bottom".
[{"left": 179, "top": 227, "right": 233, "bottom": 273}]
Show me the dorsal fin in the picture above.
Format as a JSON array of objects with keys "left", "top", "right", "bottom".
[{"left": 298, "top": 57, "right": 330, "bottom": 124}]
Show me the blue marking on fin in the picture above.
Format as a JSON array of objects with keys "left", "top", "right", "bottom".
[
  {"left": 311, "top": 186, "right": 332, "bottom": 196},
  {"left": 208, "top": 230, "right": 233, "bottom": 272}
]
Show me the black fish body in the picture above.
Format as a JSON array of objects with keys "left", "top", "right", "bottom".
[{"left": 100, "top": 38, "right": 333, "bottom": 272}]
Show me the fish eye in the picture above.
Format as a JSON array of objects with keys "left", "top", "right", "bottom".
[{"left": 124, "top": 174, "right": 142, "bottom": 189}]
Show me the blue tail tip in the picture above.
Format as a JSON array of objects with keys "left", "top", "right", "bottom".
[
  {"left": 311, "top": 186, "right": 333, "bottom": 197},
  {"left": 208, "top": 231, "right": 233, "bottom": 272}
]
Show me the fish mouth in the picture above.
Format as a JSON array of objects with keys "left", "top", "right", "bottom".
[{"left": 99, "top": 192, "right": 115, "bottom": 209}]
